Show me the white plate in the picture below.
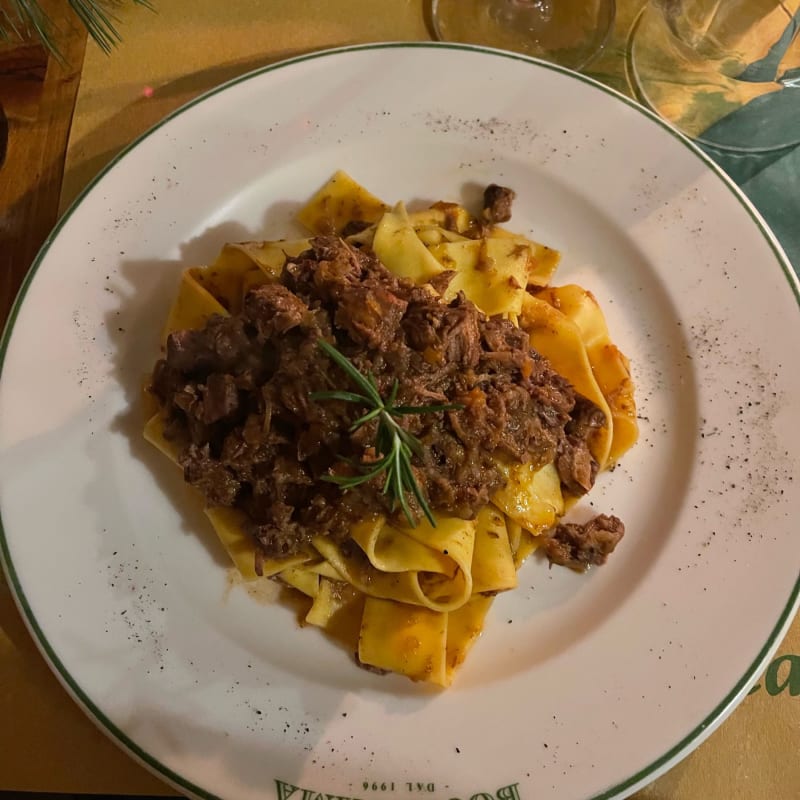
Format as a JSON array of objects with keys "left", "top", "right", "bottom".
[{"left": 1, "top": 44, "right": 798, "bottom": 800}]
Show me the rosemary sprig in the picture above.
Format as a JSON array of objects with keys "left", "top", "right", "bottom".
[
  {"left": 311, "top": 339, "right": 462, "bottom": 528},
  {"left": 1, "top": 1, "right": 155, "bottom": 59}
]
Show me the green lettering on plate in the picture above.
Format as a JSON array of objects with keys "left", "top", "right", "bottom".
[
  {"left": 764, "top": 654, "right": 800, "bottom": 696},
  {"left": 275, "top": 780, "right": 301, "bottom": 800},
  {"left": 495, "top": 783, "right": 521, "bottom": 800}
]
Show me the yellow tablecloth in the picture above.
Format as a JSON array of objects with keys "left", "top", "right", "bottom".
[{"left": 1, "top": 1, "right": 797, "bottom": 797}]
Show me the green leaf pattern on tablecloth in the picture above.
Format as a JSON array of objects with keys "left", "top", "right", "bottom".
[{"left": 633, "top": 4, "right": 800, "bottom": 274}]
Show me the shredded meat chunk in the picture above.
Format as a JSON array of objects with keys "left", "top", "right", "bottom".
[
  {"left": 202, "top": 373, "right": 239, "bottom": 423},
  {"left": 543, "top": 514, "right": 625, "bottom": 572},
  {"left": 482, "top": 184, "right": 516, "bottom": 223},
  {"left": 180, "top": 444, "right": 241, "bottom": 506},
  {"left": 556, "top": 396, "right": 606, "bottom": 495}
]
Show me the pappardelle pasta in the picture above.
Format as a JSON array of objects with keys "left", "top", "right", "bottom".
[{"left": 145, "top": 171, "right": 638, "bottom": 687}]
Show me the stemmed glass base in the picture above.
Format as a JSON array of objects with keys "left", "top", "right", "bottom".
[
  {"left": 627, "top": 3, "right": 800, "bottom": 155},
  {"left": 431, "top": 0, "right": 616, "bottom": 72}
]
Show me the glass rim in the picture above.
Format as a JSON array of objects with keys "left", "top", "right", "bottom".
[
  {"left": 430, "top": 0, "right": 618, "bottom": 72},
  {"left": 626, "top": 7, "right": 800, "bottom": 156}
]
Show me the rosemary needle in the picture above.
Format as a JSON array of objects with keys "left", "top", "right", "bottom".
[{"left": 311, "top": 339, "right": 462, "bottom": 528}]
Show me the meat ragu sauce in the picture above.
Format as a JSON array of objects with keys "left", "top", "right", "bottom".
[{"left": 151, "top": 189, "right": 623, "bottom": 572}]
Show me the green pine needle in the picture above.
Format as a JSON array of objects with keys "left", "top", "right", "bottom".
[
  {"left": 311, "top": 339, "right": 463, "bottom": 528},
  {"left": 1, "top": 0, "right": 155, "bottom": 59}
]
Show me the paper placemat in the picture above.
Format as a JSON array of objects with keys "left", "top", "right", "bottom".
[{"left": 1, "top": 0, "right": 796, "bottom": 796}]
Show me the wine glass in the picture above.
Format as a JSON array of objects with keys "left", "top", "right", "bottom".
[
  {"left": 430, "top": 0, "right": 617, "bottom": 72},
  {"left": 628, "top": 0, "right": 800, "bottom": 155}
]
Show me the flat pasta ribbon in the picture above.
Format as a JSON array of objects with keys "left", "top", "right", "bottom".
[
  {"left": 430, "top": 237, "right": 529, "bottom": 316},
  {"left": 470, "top": 505, "right": 517, "bottom": 595},
  {"left": 356, "top": 592, "right": 496, "bottom": 688},
  {"left": 312, "top": 514, "right": 475, "bottom": 614},
  {"left": 372, "top": 202, "right": 446, "bottom": 282},
  {"left": 491, "top": 460, "right": 565, "bottom": 536},
  {"left": 535, "top": 285, "right": 639, "bottom": 464},
  {"left": 518, "top": 292, "right": 614, "bottom": 468},
  {"left": 297, "top": 169, "right": 388, "bottom": 234},
  {"left": 358, "top": 598, "right": 449, "bottom": 685}
]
